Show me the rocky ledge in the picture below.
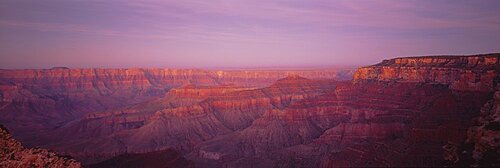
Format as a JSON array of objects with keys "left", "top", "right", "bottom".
[
  {"left": 354, "top": 53, "right": 500, "bottom": 91},
  {"left": 0, "top": 124, "right": 81, "bottom": 168}
]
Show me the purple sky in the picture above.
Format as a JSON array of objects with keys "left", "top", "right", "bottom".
[{"left": 1, "top": 0, "right": 500, "bottom": 69}]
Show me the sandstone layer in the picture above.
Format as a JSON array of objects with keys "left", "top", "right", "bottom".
[
  {"left": 354, "top": 53, "right": 499, "bottom": 91},
  {"left": 189, "top": 54, "right": 499, "bottom": 167},
  {"left": 42, "top": 76, "right": 338, "bottom": 164},
  {"left": 1, "top": 54, "right": 499, "bottom": 167},
  {"left": 0, "top": 68, "right": 351, "bottom": 143},
  {"left": 192, "top": 82, "right": 491, "bottom": 167}
]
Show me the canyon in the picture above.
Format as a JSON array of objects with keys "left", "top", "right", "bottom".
[
  {"left": 0, "top": 68, "right": 352, "bottom": 141},
  {"left": 0, "top": 53, "right": 499, "bottom": 167}
]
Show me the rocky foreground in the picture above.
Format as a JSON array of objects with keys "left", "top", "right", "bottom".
[
  {"left": 0, "top": 53, "right": 499, "bottom": 167},
  {"left": 0, "top": 124, "right": 81, "bottom": 167},
  {"left": 444, "top": 86, "right": 500, "bottom": 167}
]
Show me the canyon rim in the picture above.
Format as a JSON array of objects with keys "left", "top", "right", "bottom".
[{"left": 1, "top": 0, "right": 500, "bottom": 167}]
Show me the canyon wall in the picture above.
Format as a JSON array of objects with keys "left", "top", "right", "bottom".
[
  {"left": 0, "top": 68, "right": 352, "bottom": 91},
  {"left": 354, "top": 53, "right": 499, "bottom": 91},
  {"left": 41, "top": 76, "right": 338, "bottom": 164},
  {"left": 0, "top": 68, "right": 352, "bottom": 142},
  {"left": 1, "top": 54, "right": 499, "bottom": 167},
  {"left": 193, "top": 82, "right": 491, "bottom": 167},
  {"left": 190, "top": 54, "right": 499, "bottom": 167},
  {"left": 444, "top": 86, "right": 500, "bottom": 167},
  {"left": 465, "top": 87, "right": 500, "bottom": 166}
]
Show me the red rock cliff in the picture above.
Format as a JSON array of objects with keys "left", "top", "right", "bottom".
[
  {"left": 0, "top": 68, "right": 352, "bottom": 91},
  {"left": 353, "top": 53, "right": 500, "bottom": 91},
  {"left": 0, "top": 68, "right": 352, "bottom": 143}
]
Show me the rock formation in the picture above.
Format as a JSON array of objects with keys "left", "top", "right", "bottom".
[
  {"left": 467, "top": 88, "right": 500, "bottom": 166},
  {"left": 0, "top": 68, "right": 351, "bottom": 144},
  {"left": 36, "top": 76, "right": 337, "bottom": 164},
  {"left": 0, "top": 124, "right": 81, "bottom": 168},
  {"left": 188, "top": 53, "right": 499, "bottom": 167},
  {"left": 191, "top": 82, "right": 491, "bottom": 167},
  {"left": 354, "top": 53, "right": 499, "bottom": 91},
  {"left": 0, "top": 53, "right": 498, "bottom": 167},
  {"left": 443, "top": 85, "right": 500, "bottom": 167}
]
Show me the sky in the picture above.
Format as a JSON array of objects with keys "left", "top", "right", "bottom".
[{"left": 1, "top": 0, "right": 500, "bottom": 69}]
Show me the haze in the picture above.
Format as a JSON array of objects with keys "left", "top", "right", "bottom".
[{"left": 1, "top": 0, "right": 500, "bottom": 69}]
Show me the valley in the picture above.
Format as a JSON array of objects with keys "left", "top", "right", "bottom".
[{"left": 0, "top": 54, "right": 498, "bottom": 167}]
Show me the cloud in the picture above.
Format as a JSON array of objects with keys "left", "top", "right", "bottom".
[
  {"left": 1, "top": 0, "right": 499, "bottom": 69},
  {"left": 0, "top": 20, "right": 179, "bottom": 40},
  {"left": 2, "top": 0, "right": 499, "bottom": 43}
]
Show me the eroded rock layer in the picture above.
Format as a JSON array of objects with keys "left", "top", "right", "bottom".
[
  {"left": 43, "top": 76, "right": 338, "bottom": 164},
  {"left": 1, "top": 54, "right": 499, "bottom": 167},
  {"left": 192, "top": 82, "right": 491, "bottom": 167},
  {"left": 0, "top": 68, "right": 351, "bottom": 143},
  {"left": 466, "top": 88, "right": 500, "bottom": 166},
  {"left": 354, "top": 53, "right": 499, "bottom": 91},
  {"left": 188, "top": 54, "right": 499, "bottom": 167},
  {"left": 0, "top": 125, "right": 81, "bottom": 168},
  {"left": 443, "top": 86, "right": 500, "bottom": 167}
]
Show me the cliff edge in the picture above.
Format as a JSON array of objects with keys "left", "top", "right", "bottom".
[{"left": 354, "top": 53, "right": 500, "bottom": 91}]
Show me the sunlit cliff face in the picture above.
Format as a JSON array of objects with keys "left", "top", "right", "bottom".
[
  {"left": 354, "top": 55, "right": 499, "bottom": 91},
  {"left": 0, "top": 54, "right": 498, "bottom": 167}
]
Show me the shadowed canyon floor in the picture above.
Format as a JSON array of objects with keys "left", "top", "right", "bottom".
[{"left": 1, "top": 54, "right": 499, "bottom": 167}]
